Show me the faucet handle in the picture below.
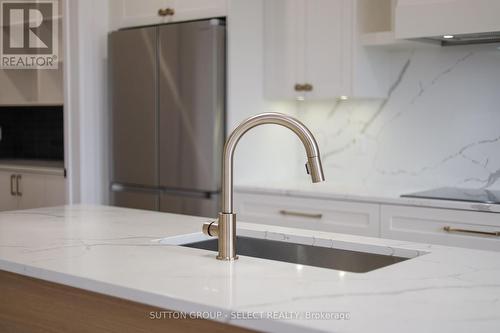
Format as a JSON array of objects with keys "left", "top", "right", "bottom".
[
  {"left": 305, "top": 162, "right": 310, "bottom": 175},
  {"left": 202, "top": 221, "right": 219, "bottom": 237}
]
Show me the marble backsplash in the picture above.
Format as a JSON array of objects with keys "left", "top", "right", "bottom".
[
  {"left": 228, "top": 1, "right": 500, "bottom": 196},
  {"left": 296, "top": 44, "right": 500, "bottom": 195}
]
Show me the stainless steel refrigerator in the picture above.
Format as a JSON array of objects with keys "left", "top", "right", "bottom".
[{"left": 109, "top": 19, "right": 225, "bottom": 217}]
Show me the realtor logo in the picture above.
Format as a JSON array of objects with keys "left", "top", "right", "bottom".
[{"left": 1, "top": 0, "right": 58, "bottom": 69}]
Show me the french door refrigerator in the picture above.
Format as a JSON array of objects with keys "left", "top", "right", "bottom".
[{"left": 109, "top": 19, "right": 225, "bottom": 217}]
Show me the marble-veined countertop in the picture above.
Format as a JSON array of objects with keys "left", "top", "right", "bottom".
[
  {"left": 235, "top": 181, "right": 500, "bottom": 213},
  {"left": 0, "top": 205, "right": 499, "bottom": 333}
]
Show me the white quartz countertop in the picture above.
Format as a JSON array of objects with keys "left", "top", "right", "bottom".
[
  {"left": 235, "top": 181, "right": 500, "bottom": 213},
  {"left": 0, "top": 159, "right": 65, "bottom": 176},
  {"left": 0, "top": 205, "right": 499, "bottom": 333}
]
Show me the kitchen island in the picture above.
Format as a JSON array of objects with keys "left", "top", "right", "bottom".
[{"left": 0, "top": 205, "right": 499, "bottom": 333}]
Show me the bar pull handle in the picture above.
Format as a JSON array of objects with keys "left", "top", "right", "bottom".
[
  {"left": 279, "top": 210, "right": 322, "bottom": 219},
  {"left": 294, "top": 83, "right": 304, "bottom": 92},
  {"left": 10, "top": 174, "right": 16, "bottom": 196},
  {"left": 294, "top": 84, "right": 314, "bottom": 92},
  {"left": 158, "top": 8, "right": 175, "bottom": 16},
  {"left": 302, "top": 83, "right": 313, "bottom": 92},
  {"left": 16, "top": 174, "right": 22, "bottom": 196},
  {"left": 443, "top": 226, "right": 500, "bottom": 237}
]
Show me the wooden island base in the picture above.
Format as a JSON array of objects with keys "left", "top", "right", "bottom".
[{"left": 0, "top": 270, "right": 258, "bottom": 333}]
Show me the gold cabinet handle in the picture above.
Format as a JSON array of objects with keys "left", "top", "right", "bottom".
[
  {"left": 294, "top": 83, "right": 304, "bottom": 92},
  {"left": 443, "top": 226, "right": 500, "bottom": 237},
  {"left": 302, "top": 83, "right": 313, "bottom": 92},
  {"left": 294, "top": 83, "right": 314, "bottom": 92},
  {"left": 158, "top": 8, "right": 175, "bottom": 16},
  {"left": 10, "top": 174, "right": 16, "bottom": 196},
  {"left": 16, "top": 174, "right": 22, "bottom": 196},
  {"left": 279, "top": 210, "right": 322, "bottom": 219}
]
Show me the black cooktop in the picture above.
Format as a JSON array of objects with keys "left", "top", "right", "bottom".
[{"left": 401, "top": 187, "right": 500, "bottom": 204}]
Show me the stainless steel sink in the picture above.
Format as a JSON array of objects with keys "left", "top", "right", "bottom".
[{"left": 182, "top": 236, "right": 409, "bottom": 273}]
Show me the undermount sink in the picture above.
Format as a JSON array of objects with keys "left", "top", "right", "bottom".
[{"left": 181, "top": 236, "right": 410, "bottom": 273}]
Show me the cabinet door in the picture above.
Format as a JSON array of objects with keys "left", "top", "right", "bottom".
[
  {"left": 170, "top": 0, "right": 226, "bottom": 22},
  {"left": 235, "top": 192, "right": 380, "bottom": 237},
  {"left": 37, "top": 14, "right": 63, "bottom": 104},
  {"left": 36, "top": 64, "right": 63, "bottom": 104},
  {"left": 17, "top": 174, "right": 46, "bottom": 210},
  {"left": 263, "top": 0, "right": 353, "bottom": 100},
  {"left": 0, "top": 70, "right": 38, "bottom": 105},
  {"left": 111, "top": 0, "right": 227, "bottom": 29},
  {"left": 44, "top": 175, "right": 66, "bottom": 207},
  {"left": 381, "top": 205, "right": 500, "bottom": 251},
  {"left": 304, "top": 0, "right": 352, "bottom": 99},
  {"left": 263, "top": 0, "right": 301, "bottom": 99},
  {"left": 112, "top": 0, "right": 172, "bottom": 29},
  {"left": 0, "top": 172, "right": 18, "bottom": 211}
]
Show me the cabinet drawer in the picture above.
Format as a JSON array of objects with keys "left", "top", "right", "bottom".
[
  {"left": 235, "top": 192, "right": 380, "bottom": 237},
  {"left": 381, "top": 205, "right": 500, "bottom": 251}
]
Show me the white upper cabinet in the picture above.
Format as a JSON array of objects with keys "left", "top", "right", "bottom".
[
  {"left": 0, "top": 15, "right": 63, "bottom": 106},
  {"left": 170, "top": 0, "right": 227, "bottom": 22},
  {"left": 395, "top": 0, "right": 500, "bottom": 39},
  {"left": 110, "top": 0, "right": 227, "bottom": 29},
  {"left": 304, "top": 0, "right": 353, "bottom": 100},
  {"left": 264, "top": 0, "right": 353, "bottom": 100},
  {"left": 118, "top": 0, "right": 169, "bottom": 28}
]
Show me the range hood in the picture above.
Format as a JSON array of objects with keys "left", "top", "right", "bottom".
[{"left": 395, "top": 0, "right": 500, "bottom": 46}]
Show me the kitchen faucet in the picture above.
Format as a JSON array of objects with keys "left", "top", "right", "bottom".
[{"left": 202, "top": 113, "right": 325, "bottom": 260}]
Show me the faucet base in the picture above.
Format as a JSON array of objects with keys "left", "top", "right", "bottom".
[
  {"left": 216, "top": 254, "right": 239, "bottom": 261},
  {"left": 216, "top": 212, "right": 238, "bottom": 260}
]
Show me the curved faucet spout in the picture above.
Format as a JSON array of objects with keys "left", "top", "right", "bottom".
[
  {"left": 203, "top": 112, "right": 326, "bottom": 260},
  {"left": 222, "top": 112, "right": 325, "bottom": 213}
]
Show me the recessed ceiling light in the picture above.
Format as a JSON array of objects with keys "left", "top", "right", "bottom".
[
  {"left": 338, "top": 95, "right": 349, "bottom": 101},
  {"left": 443, "top": 35, "right": 454, "bottom": 39}
]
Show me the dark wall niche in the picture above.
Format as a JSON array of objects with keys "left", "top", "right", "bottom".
[{"left": 0, "top": 106, "right": 64, "bottom": 160}]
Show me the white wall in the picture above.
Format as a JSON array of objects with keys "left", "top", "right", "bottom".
[{"left": 64, "top": 0, "right": 111, "bottom": 204}]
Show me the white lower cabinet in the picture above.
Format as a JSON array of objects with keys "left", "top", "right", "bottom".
[
  {"left": 0, "top": 171, "right": 66, "bottom": 211},
  {"left": 0, "top": 172, "right": 18, "bottom": 211},
  {"left": 381, "top": 205, "right": 500, "bottom": 251},
  {"left": 18, "top": 173, "right": 45, "bottom": 209},
  {"left": 234, "top": 192, "right": 380, "bottom": 237},
  {"left": 43, "top": 175, "right": 67, "bottom": 207},
  {"left": 235, "top": 190, "right": 500, "bottom": 251}
]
